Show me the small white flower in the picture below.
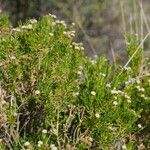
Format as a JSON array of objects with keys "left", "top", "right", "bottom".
[
  {"left": 123, "top": 66, "right": 132, "bottom": 71},
  {"left": 50, "top": 144, "right": 57, "bottom": 150},
  {"left": 27, "top": 24, "right": 33, "bottom": 29},
  {"left": 74, "top": 46, "right": 80, "bottom": 50},
  {"left": 126, "top": 78, "right": 137, "bottom": 85},
  {"left": 13, "top": 112, "right": 18, "bottom": 117},
  {"left": 90, "top": 59, "right": 96, "bottom": 65},
  {"left": 72, "top": 22, "right": 75, "bottom": 26},
  {"left": 38, "top": 144, "right": 42, "bottom": 147},
  {"left": 30, "top": 19, "right": 37, "bottom": 24},
  {"left": 55, "top": 20, "right": 61, "bottom": 24},
  {"left": 37, "top": 140, "right": 43, "bottom": 147},
  {"left": 106, "top": 83, "right": 111, "bottom": 88},
  {"left": 141, "top": 94, "right": 146, "bottom": 98},
  {"left": 113, "top": 101, "right": 118, "bottom": 106},
  {"left": 24, "top": 141, "right": 30, "bottom": 147},
  {"left": 100, "top": 72, "right": 106, "bottom": 77},
  {"left": 72, "top": 92, "right": 79, "bottom": 97},
  {"left": 91, "top": 91, "right": 96, "bottom": 96},
  {"left": 52, "top": 146, "right": 57, "bottom": 150},
  {"left": 77, "top": 71, "right": 82, "bottom": 75},
  {"left": 138, "top": 124, "right": 142, "bottom": 128},
  {"left": 12, "top": 28, "right": 21, "bottom": 32},
  {"left": 49, "top": 13, "right": 57, "bottom": 19},
  {"left": 140, "top": 88, "right": 145, "bottom": 92},
  {"left": 114, "top": 96, "right": 117, "bottom": 100},
  {"left": 111, "top": 89, "right": 125, "bottom": 94},
  {"left": 10, "top": 55, "right": 16, "bottom": 60},
  {"left": 52, "top": 15, "right": 57, "bottom": 19},
  {"left": 50, "top": 144, "right": 55, "bottom": 148},
  {"left": 80, "top": 47, "right": 84, "bottom": 51},
  {"left": 22, "top": 24, "right": 32, "bottom": 29},
  {"left": 63, "top": 31, "right": 67, "bottom": 35},
  {"left": 71, "top": 31, "right": 75, "bottom": 34},
  {"left": 35, "top": 90, "right": 40, "bottom": 95},
  {"left": 49, "top": 33, "right": 54, "bottom": 36},
  {"left": 127, "top": 99, "right": 131, "bottom": 103},
  {"left": 95, "top": 113, "right": 100, "bottom": 118},
  {"left": 124, "top": 94, "right": 130, "bottom": 99},
  {"left": 136, "top": 86, "right": 145, "bottom": 92},
  {"left": 71, "top": 33, "right": 75, "bottom": 38},
  {"left": 38, "top": 141, "right": 43, "bottom": 145},
  {"left": 108, "top": 126, "right": 116, "bottom": 131},
  {"left": 55, "top": 20, "right": 66, "bottom": 28},
  {"left": 144, "top": 97, "right": 148, "bottom": 100},
  {"left": 111, "top": 90, "right": 119, "bottom": 94},
  {"left": 136, "top": 86, "right": 140, "bottom": 90},
  {"left": 42, "top": 129, "right": 47, "bottom": 134},
  {"left": 111, "top": 90, "right": 116, "bottom": 94},
  {"left": 72, "top": 42, "right": 77, "bottom": 46}
]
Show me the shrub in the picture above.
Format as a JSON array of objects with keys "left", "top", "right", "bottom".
[{"left": 0, "top": 14, "right": 149, "bottom": 149}]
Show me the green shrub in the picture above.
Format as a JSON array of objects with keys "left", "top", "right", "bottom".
[{"left": 0, "top": 14, "right": 149, "bottom": 150}]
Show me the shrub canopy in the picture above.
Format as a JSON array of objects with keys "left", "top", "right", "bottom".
[{"left": 0, "top": 14, "right": 149, "bottom": 149}]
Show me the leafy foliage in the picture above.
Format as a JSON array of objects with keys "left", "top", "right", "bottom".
[{"left": 0, "top": 14, "right": 149, "bottom": 150}]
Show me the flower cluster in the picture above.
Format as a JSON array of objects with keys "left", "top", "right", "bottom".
[
  {"left": 125, "top": 77, "right": 140, "bottom": 86},
  {"left": 113, "top": 101, "right": 118, "bottom": 106},
  {"left": 122, "top": 66, "right": 132, "bottom": 71},
  {"left": 72, "top": 42, "right": 84, "bottom": 51},
  {"left": 111, "top": 89, "right": 132, "bottom": 104},
  {"left": 63, "top": 30, "right": 75, "bottom": 38},
  {"left": 12, "top": 28, "right": 21, "bottom": 32},
  {"left": 111, "top": 89, "right": 123, "bottom": 95},
  {"left": 29, "top": 19, "right": 37, "bottom": 24},
  {"left": 140, "top": 94, "right": 148, "bottom": 100},
  {"left": 72, "top": 92, "right": 79, "bottom": 97},
  {"left": 55, "top": 20, "right": 66, "bottom": 28},
  {"left": 136, "top": 86, "right": 145, "bottom": 92},
  {"left": 89, "top": 59, "right": 97, "bottom": 65},
  {"left": 22, "top": 24, "right": 33, "bottom": 29},
  {"left": 48, "top": 13, "right": 57, "bottom": 19}
]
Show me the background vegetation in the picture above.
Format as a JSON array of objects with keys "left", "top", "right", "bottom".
[{"left": 0, "top": 0, "right": 149, "bottom": 59}]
